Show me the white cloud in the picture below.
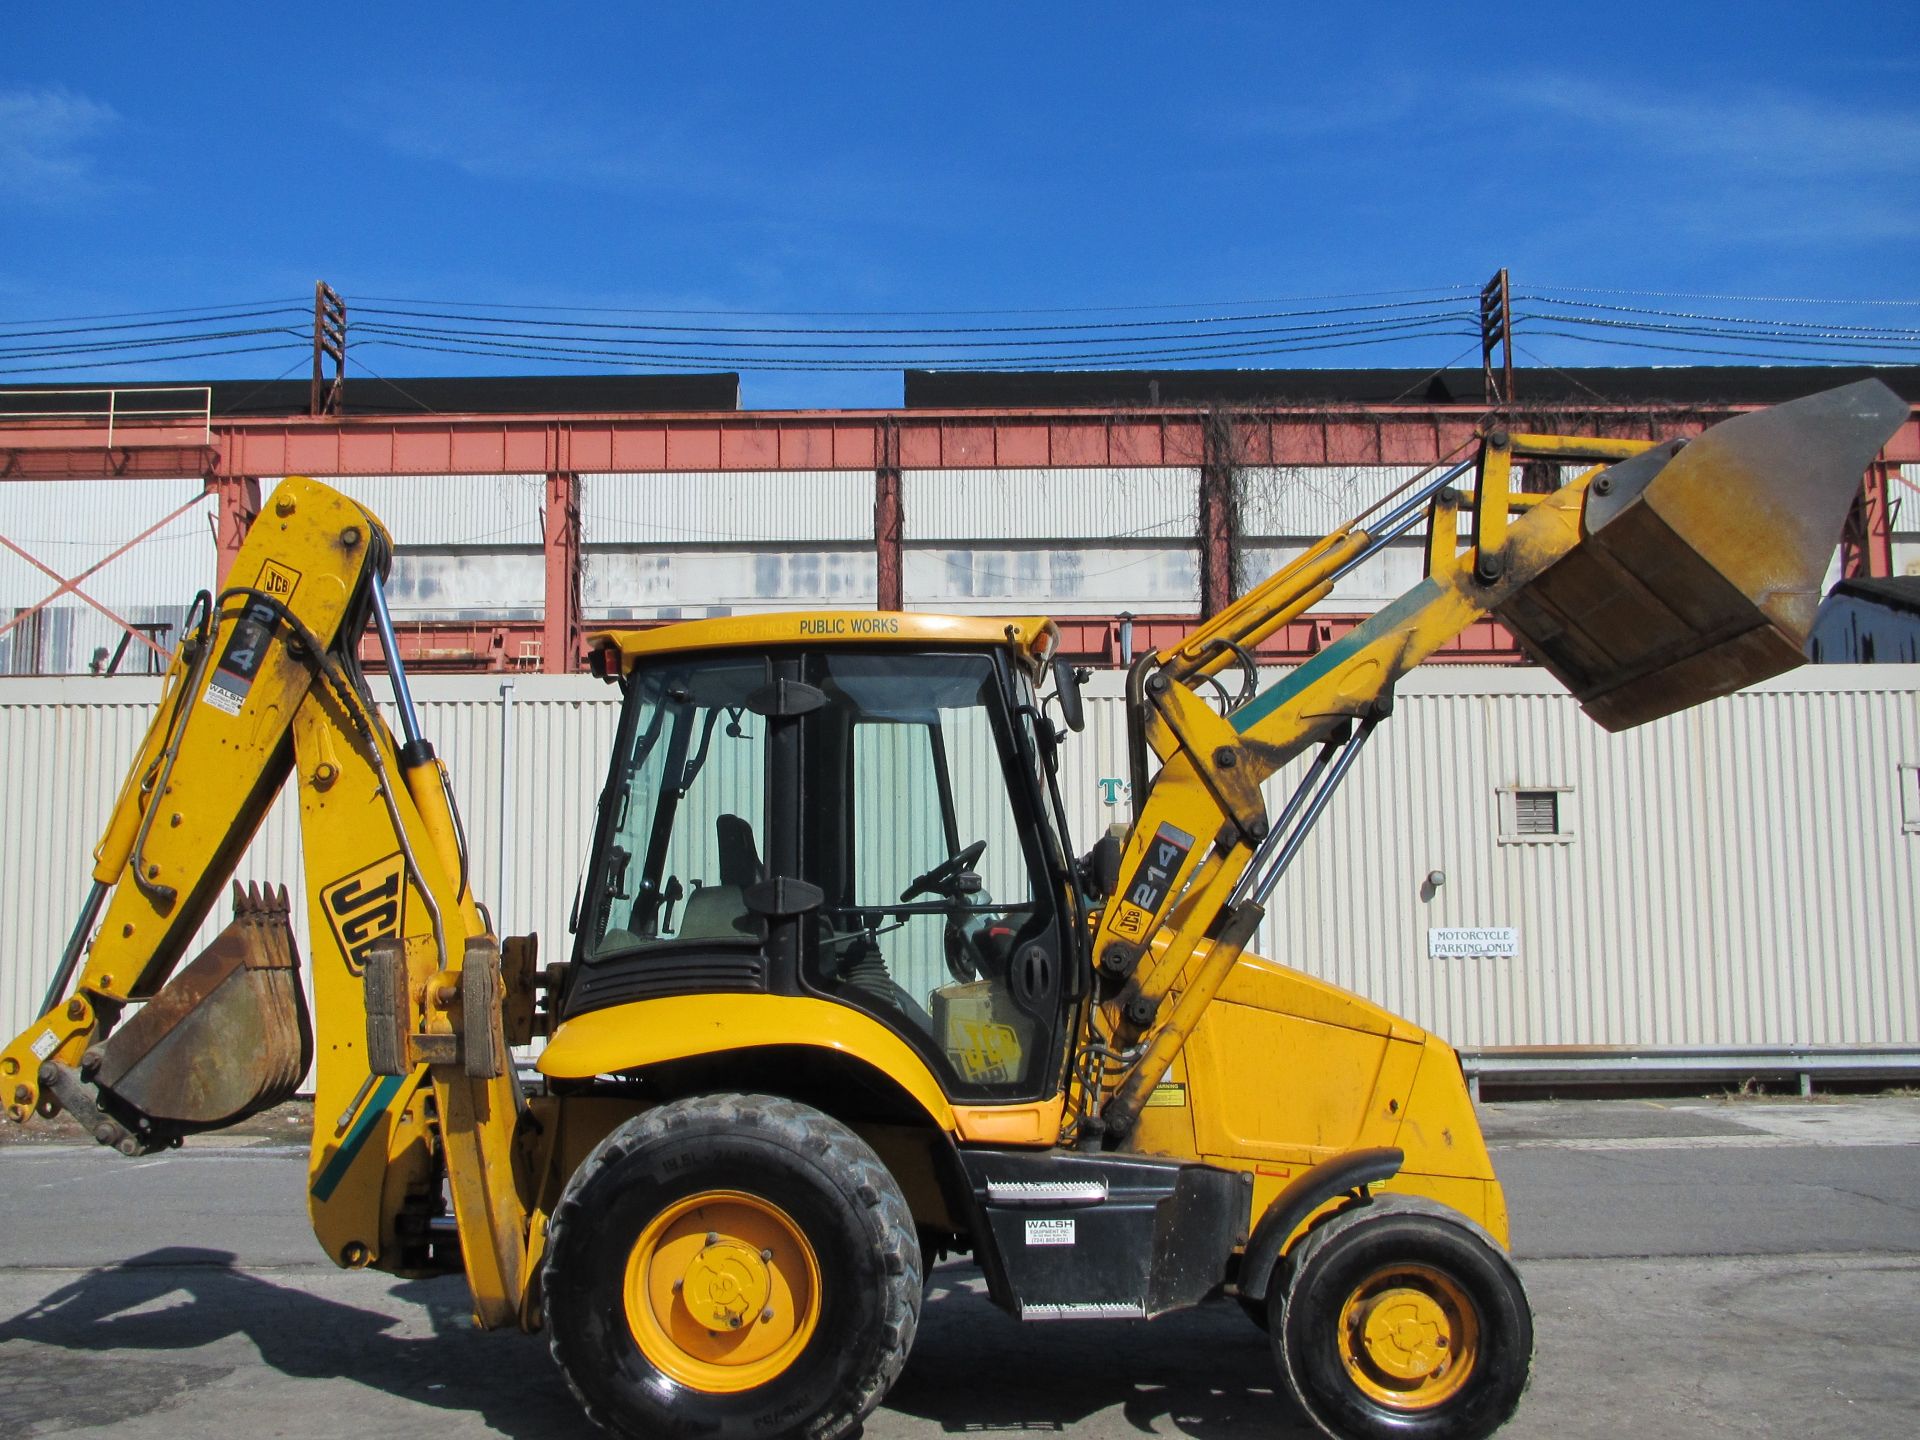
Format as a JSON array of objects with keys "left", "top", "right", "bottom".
[
  {"left": 1514, "top": 78, "right": 1920, "bottom": 181},
  {"left": 0, "top": 86, "right": 121, "bottom": 206}
]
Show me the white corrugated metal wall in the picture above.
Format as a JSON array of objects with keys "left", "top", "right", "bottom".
[
  {"left": 0, "top": 478, "right": 215, "bottom": 675},
  {"left": 1895, "top": 463, "right": 1920, "bottom": 577},
  {"left": 582, "top": 471, "right": 877, "bottom": 618},
  {"left": 261, "top": 474, "right": 548, "bottom": 620},
  {"left": 903, "top": 467, "right": 1199, "bottom": 614},
  {"left": 14, "top": 458, "right": 1846, "bottom": 670},
  {"left": 5, "top": 666, "right": 1915, "bottom": 1059}
]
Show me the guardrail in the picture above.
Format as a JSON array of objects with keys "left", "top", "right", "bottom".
[
  {"left": 1461, "top": 1044, "right": 1920, "bottom": 1098},
  {"left": 0, "top": 386, "right": 213, "bottom": 448}
]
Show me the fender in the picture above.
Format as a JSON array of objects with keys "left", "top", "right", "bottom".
[
  {"left": 538, "top": 992, "right": 958, "bottom": 1132},
  {"left": 1236, "top": 1145, "right": 1403, "bottom": 1305}
]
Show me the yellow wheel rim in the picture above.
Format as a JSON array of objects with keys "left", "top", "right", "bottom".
[
  {"left": 1335, "top": 1263, "right": 1479, "bottom": 1411},
  {"left": 624, "top": 1189, "right": 822, "bottom": 1393}
]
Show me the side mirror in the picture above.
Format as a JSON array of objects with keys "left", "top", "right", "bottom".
[{"left": 1051, "top": 656, "right": 1086, "bottom": 734}]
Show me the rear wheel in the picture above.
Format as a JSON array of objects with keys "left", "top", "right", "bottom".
[
  {"left": 545, "top": 1094, "right": 922, "bottom": 1440},
  {"left": 1274, "top": 1204, "right": 1531, "bottom": 1440}
]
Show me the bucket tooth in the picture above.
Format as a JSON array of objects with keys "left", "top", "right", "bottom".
[{"left": 1496, "top": 380, "right": 1908, "bottom": 731}]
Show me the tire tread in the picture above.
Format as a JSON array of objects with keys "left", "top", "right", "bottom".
[{"left": 545, "top": 1093, "right": 920, "bottom": 1440}]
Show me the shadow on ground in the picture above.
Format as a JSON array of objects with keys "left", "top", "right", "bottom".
[
  {"left": 0, "top": 1250, "right": 1312, "bottom": 1438},
  {"left": 0, "top": 1246, "right": 568, "bottom": 1438},
  {"left": 889, "top": 1265, "right": 1314, "bottom": 1438}
]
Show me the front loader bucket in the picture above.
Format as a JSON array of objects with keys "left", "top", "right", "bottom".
[
  {"left": 89, "top": 883, "right": 311, "bottom": 1136},
  {"left": 1496, "top": 380, "right": 1908, "bottom": 730}
]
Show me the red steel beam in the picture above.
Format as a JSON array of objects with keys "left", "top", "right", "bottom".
[
  {"left": 2, "top": 403, "right": 1914, "bottom": 481},
  {"left": 542, "top": 472, "right": 582, "bottom": 674}
]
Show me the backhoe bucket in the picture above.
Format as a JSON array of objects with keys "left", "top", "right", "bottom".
[
  {"left": 89, "top": 883, "right": 311, "bottom": 1136},
  {"left": 1495, "top": 380, "right": 1908, "bottom": 730}
]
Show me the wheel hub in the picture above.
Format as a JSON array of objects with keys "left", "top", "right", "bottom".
[
  {"left": 623, "top": 1189, "right": 821, "bottom": 1394},
  {"left": 1334, "top": 1262, "right": 1479, "bottom": 1411},
  {"left": 1353, "top": 1286, "right": 1450, "bottom": 1381},
  {"left": 682, "top": 1238, "right": 773, "bottom": 1329}
]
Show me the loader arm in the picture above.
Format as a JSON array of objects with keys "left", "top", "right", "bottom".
[
  {"left": 1081, "top": 381, "right": 1909, "bottom": 1140},
  {"left": 0, "top": 477, "right": 534, "bottom": 1326}
]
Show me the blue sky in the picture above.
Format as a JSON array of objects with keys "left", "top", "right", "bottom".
[{"left": 4, "top": 2, "right": 1918, "bottom": 407}]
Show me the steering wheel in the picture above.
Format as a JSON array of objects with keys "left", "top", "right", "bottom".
[{"left": 900, "top": 839, "right": 987, "bottom": 903}]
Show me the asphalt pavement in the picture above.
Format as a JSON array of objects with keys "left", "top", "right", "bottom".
[{"left": 2, "top": 1096, "right": 1917, "bottom": 1439}]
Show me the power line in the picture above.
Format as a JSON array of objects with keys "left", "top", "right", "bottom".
[
  {"left": 350, "top": 311, "right": 1473, "bottom": 358},
  {"left": 1529, "top": 282, "right": 1920, "bottom": 308},
  {"left": 0, "top": 297, "right": 307, "bottom": 328},
  {"left": 0, "top": 305, "right": 310, "bottom": 340},
  {"left": 0, "top": 340, "right": 309, "bottom": 376},
  {"left": 351, "top": 283, "right": 1484, "bottom": 319}
]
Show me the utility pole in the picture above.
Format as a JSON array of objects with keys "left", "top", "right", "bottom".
[
  {"left": 1480, "top": 268, "right": 1514, "bottom": 407},
  {"left": 311, "top": 282, "right": 347, "bottom": 417}
]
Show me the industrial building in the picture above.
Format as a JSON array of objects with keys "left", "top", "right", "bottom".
[{"left": 2, "top": 364, "right": 1917, "bottom": 1086}]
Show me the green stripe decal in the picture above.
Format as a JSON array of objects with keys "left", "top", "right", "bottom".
[
  {"left": 1228, "top": 582, "right": 1442, "bottom": 735},
  {"left": 310, "top": 1073, "right": 405, "bottom": 1202}
]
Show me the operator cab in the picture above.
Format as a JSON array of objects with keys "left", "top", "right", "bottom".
[{"left": 568, "top": 613, "right": 1088, "bottom": 1103}]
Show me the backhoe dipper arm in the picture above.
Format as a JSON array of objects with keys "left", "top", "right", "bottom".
[
  {"left": 1082, "top": 382, "right": 1908, "bottom": 1141},
  {"left": 1, "top": 477, "right": 533, "bottom": 1326},
  {"left": 1, "top": 481, "right": 380, "bottom": 1134}
]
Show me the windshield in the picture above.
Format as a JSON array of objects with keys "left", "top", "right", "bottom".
[{"left": 586, "top": 655, "right": 768, "bottom": 956}]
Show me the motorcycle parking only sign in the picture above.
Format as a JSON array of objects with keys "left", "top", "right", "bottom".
[{"left": 1428, "top": 927, "right": 1518, "bottom": 959}]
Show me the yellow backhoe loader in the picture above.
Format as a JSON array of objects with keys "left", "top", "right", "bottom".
[{"left": 3, "top": 380, "right": 1905, "bottom": 1440}]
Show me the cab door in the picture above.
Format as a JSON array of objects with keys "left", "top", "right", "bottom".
[{"left": 794, "top": 649, "right": 1073, "bottom": 1104}]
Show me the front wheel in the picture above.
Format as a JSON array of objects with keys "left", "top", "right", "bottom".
[
  {"left": 544, "top": 1094, "right": 922, "bottom": 1440},
  {"left": 1274, "top": 1203, "right": 1532, "bottom": 1440}
]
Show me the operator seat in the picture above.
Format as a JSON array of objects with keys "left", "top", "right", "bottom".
[
  {"left": 677, "top": 813, "right": 762, "bottom": 940},
  {"left": 716, "top": 813, "right": 762, "bottom": 886}
]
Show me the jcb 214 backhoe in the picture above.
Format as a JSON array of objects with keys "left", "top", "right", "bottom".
[{"left": 4, "top": 380, "right": 1905, "bottom": 1440}]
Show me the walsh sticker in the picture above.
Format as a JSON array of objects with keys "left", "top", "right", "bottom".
[
  {"left": 1024, "top": 1217, "right": 1075, "bottom": 1247},
  {"left": 203, "top": 560, "right": 300, "bottom": 717},
  {"left": 321, "top": 853, "right": 407, "bottom": 975}
]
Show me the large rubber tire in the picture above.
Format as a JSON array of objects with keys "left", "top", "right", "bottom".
[
  {"left": 545, "top": 1093, "right": 922, "bottom": 1440},
  {"left": 1274, "top": 1203, "right": 1532, "bottom": 1440}
]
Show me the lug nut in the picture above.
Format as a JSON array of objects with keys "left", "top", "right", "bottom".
[
  {"left": 760, "top": 1307, "right": 775, "bottom": 1323},
  {"left": 760, "top": 1248, "right": 773, "bottom": 1261}
]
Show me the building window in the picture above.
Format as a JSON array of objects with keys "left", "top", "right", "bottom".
[
  {"left": 1900, "top": 764, "right": 1920, "bottom": 835},
  {"left": 1498, "top": 785, "right": 1574, "bottom": 845}
]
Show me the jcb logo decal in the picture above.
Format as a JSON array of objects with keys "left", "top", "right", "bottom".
[
  {"left": 257, "top": 559, "right": 301, "bottom": 601},
  {"left": 321, "top": 854, "right": 407, "bottom": 975}
]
